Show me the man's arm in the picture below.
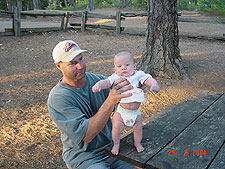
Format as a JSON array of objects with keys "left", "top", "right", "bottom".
[{"left": 83, "top": 78, "right": 133, "bottom": 142}]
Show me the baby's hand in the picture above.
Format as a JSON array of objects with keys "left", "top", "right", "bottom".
[
  {"left": 92, "top": 85, "right": 101, "bottom": 93},
  {"left": 150, "top": 85, "right": 160, "bottom": 93}
]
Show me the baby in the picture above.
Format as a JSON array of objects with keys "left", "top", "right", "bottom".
[{"left": 92, "top": 51, "right": 160, "bottom": 155}]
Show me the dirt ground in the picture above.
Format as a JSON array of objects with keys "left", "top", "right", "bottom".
[{"left": 0, "top": 8, "right": 225, "bottom": 169}]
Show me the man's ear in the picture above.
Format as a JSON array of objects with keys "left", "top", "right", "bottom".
[
  {"left": 134, "top": 63, "right": 137, "bottom": 69},
  {"left": 55, "top": 62, "right": 61, "bottom": 70}
]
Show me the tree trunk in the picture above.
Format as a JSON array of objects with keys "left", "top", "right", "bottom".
[
  {"left": 119, "top": 0, "right": 127, "bottom": 8},
  {"left": 29, "top": 1, "right": 34, "bottom": 10},
  {"left": 55, "top": 0, "right": 61, "bottom": 9},
  {"left": 70, "top": 0, "right": 76, "bottom": 8},
  {"left": 86, "top": 0, "right": 94, "bottom": 11},
  {"left": 55, "top": 0, "right": 61, "bottom": 5},
  {"left": 6, "top": 0, "right": 14, "bottom": 11},
  {"left": 137, "top": 0, "right": 189, "bottom": 79},
  {"left": 18, "top": 1, "right": 22, "bottom": 11},
  {"left": 33, "top": 0, "right": 39, "bottom": 9},
  {"left": 4, "top": 0, "right": 7, "bottom": 11},
  {"left": 64, "top": 0, "right": 68, "bottom": 8}
]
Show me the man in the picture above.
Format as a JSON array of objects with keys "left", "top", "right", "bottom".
[{"left": 47, "top": 40, "right": 136, "bottom": 169}]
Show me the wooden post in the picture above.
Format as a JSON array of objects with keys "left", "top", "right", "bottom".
[
  {"left": 13, "top": 2, "right": 21, "bottom": 37},
  {"left": 61, "top": 12, "right": 69, "bottom": 31},
  {"left": 81, "top": 11, "right": 87, "bottom": 32},
  {"left": 116, "top": 11, "right": 121, "bottom": 34}
]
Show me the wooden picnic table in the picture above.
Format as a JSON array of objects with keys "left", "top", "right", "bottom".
[{"left": 105, "top": 90, "right": 225, "bottom": 169}]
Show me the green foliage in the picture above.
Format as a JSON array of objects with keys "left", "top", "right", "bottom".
[
  {"left": 45, "top": 1, "right": 60, "bottom": 10},
  {"left": 40, "top": 0, "right": 49, "bottom": 9},
  {"left": 131, "top": 0, "right": 147, "bottom": 8},
  {"left": 177, "top": 0, "right": 225, "bottom": 15},
  {"left": 75, "top": 0, "right": 88, "bottom": 10},
  {"left": 45, "top": 4, "right": 58, "bottom": 10},
  {"left": 177, "top": 0, "right": 193, "bottom": 10},
  {"left": 97, "top": 1, "right": 113, "bottom": 8},
  {"left": 0, "top": 0, "right": 5, "bottom": 10},
  {"left": 198, "top": 0, "right": 225, "bottom": 15},
  {"left": 1, "top": 0, "right": 224, "bottom": 16}
]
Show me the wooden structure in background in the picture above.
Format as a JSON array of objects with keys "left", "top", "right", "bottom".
[
  {"left": 13, "top": 3, "right": 21, "bottom": 37},
  {"left": 0, "top": 7, "right": 224, "bottom": 41},
  {"left": 105, "top": 90, "right": 225, "bottom": 169}
]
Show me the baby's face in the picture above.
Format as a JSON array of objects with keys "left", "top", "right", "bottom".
[{"left": 114, "top": 54, "right": 135, "bottom": 77}]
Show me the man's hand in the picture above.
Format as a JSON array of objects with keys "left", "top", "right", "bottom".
[
  {"left": 83, "top": 78, "right": 133, "bottom": 143},
  {"left": 107, "top": 78, "right": 133, "bottom": 104}
]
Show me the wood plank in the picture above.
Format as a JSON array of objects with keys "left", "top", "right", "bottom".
[
  {"left": 179, "top": 34, "right": 225, "bottom": 41},
  {"left": 81, "top": 11, "right": 87, "bottom": 32},
  {"left": 121, "top": 30, "right": 225, "bottom": 41},
  {"left": 121, "top": 12, "right": 147, "bottom": 17},
  {"left": 13, "top": 5, "right": 21, "bottom": 37},
  {"left": 105, "top": 92, "right": 223, "bottom": 168},
  {"left": 5, "top": 27, "right": 62, "bottom": 32},
  {"left": 0, "top": 14, "right": 13, "bottom": 18},
  {"left": 68, "top": 12, "right": 82, "bottom": 17},
  {"left": 121, "top": 12, "right": 181, "bottom": 17},
  {"left": 20, "top": 11, "right": 65, "bottom": 16},
  {"left": 146, "top": 94, "right": 225, "bottom": 169},
  {"left": 0, "top": 31, "right": 14, "bottom": 36},
  {"left": 86, "top": 12, "right": 116, "bottom": 20},
  {"left": 70, "top": 22, "right": 124, "bottom": 31},
  {"left": 178, "top": 17, "right": 225, "bottom": 24},
  {"left": 116, "top": 11, "right": 121, "bottom": 34},
  {"left": 208, "top": 141, "right": 225, "bottom": 169},
  {"left": 0, "top": 10, "right": 13, "bottom": 14},
  {"left": 61, "top": 12, "right": 69, "bottom": 31}
]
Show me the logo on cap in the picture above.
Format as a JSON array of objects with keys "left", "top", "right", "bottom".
[{"left": 65, "top": 42, "right": 77, "bottom": 52}]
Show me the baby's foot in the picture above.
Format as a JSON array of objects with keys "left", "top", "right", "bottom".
[
  {"left": 111, "top": 144, "right": 120, "bottom": 155},
  {"left": 135, "top": 143, "right": 144, "bottom": 152}
]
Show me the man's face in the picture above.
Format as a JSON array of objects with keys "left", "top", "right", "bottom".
[
  {"left": 114, "top": 54, "right": 135, "bottom": 77},
  {"left": 59, "top": 54, "right": 86, "bottom": 82}
]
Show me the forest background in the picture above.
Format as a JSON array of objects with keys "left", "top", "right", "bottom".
[{"left": 1, "top": 0, "right": 225, "bottom": 16}]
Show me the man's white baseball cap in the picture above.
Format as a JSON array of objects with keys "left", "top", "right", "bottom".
[{"left": 52, "top": 40, "right": 87, "bottom": 63}]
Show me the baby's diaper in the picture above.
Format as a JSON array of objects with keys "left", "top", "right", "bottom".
[{"left": 116, "top": 104, "right": 141, "bottom": 127}]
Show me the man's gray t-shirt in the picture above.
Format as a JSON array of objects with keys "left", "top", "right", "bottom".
[{"left": 48, "top": 72, "right": 112, "bottom": 169}]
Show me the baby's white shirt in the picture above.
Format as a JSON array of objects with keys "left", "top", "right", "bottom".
[{"left": 108, "top": 70, "right": 152, "bottom": 103}]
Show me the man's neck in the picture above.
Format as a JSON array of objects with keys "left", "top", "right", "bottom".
[{"left": 62, "top": 77, "right": 85, "bottom": 88}]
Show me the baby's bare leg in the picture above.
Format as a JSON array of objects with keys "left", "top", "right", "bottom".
[
  {"left": 133, "top": 115, "right": 144, "bottom": 152},
  {"left": 111, "top": 112, "right": 125, "bottom": 155}
]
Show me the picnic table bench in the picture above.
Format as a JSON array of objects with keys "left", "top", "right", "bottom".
[{"left": 105, "top": 90, "right": 225, "bottom": 169}]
